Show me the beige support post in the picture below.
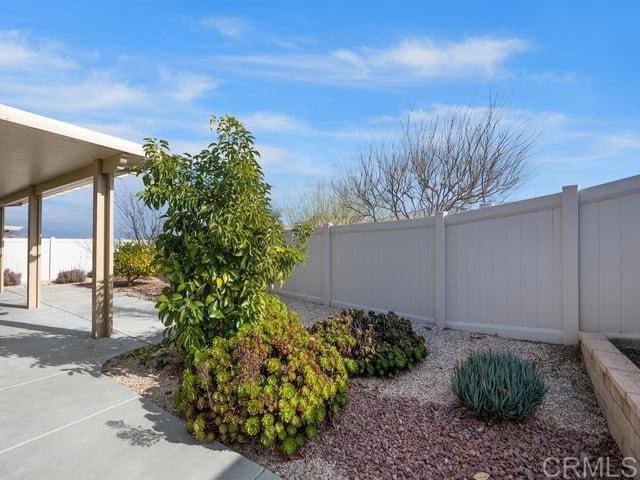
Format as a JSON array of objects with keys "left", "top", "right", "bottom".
[
  {"left": 91, "top": 160, "right": 114, "bottom": 338},
  {"left": 27, "top": 191, "right": 42, "bottom": 309},
  {"left": 435, "top": 211, "right": 448, "bottom": 327},
  {"left": 0, "top": 206, "right": 4, "bottom": 294},
  {"left": 562, "top": 185, "right": 580, "bottom": 345}
]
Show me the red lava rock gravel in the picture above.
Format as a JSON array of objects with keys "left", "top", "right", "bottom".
[
  {"left": 103, "top": 294, "right": 623, "bottom": 480},
  {"left": 301, "top": 383, "right": 623, "bottom": 480}
]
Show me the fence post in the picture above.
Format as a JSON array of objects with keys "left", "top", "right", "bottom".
[
  {"left": 435, "top": 212, "right": 447, "bottom": 327},
  {"left": 323, "top": 223, "right": 332, "bottom": 305},
  {"left": 49, "top": 237, "right": 54, "bottom": 282},
  {"left": 562, "top": 185, "right": 580, "bottom": 345}
]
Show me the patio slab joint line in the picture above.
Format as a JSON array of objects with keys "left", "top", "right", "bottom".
[
  {"left": 0, "top": 396, "right": 138, "bottom": 456},
  {"left": 0, "top": 371, "right": 69, "bottom": 392}
]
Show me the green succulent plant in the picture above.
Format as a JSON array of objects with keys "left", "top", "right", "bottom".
[
  {"left": 310, "top": 309, "right": 427, "bottom": 377},
  {"left": 451, "top": 350, "right": 548, "bottom": 421},
  {"left": 176, "top": 295, "right": 349, "bottom": 454}
]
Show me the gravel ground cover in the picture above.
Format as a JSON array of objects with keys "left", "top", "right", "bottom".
[{"left": 103, "top": 295, "right": 620, "bottom": 479}]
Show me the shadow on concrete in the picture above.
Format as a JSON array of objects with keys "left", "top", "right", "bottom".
[
  {"left": 106, "top": 419, "right": 164, "bottom": 447},
  {"left": 0, "top": 283, "right": 163, "bottom": 377},
  {"left": 0, "top": 319, "right": 137, "bottom": 376},
  {"left": 0, "top": 303, "right": 26, "bottom": 309},
  {"left": 105, "top": 397, "right": 272, "bottom": 479}
]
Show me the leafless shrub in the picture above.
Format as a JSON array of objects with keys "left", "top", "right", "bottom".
[
  {"left": 281, "top": 180, "right": 361, "bottom": 227},
  {"left": 3, "top": 269, "right": 21, "bottom": 286},
  {"left": 333, "top": 99, "right": 537, "bottom": 221},
  {"left": 116, "top": 182, "right": 163, "bottom": 242}
]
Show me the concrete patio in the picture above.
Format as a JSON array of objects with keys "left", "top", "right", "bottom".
[{"left": 0, "top": 284, "right": 276, "bottom": 480}]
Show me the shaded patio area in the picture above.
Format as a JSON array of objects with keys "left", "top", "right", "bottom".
[{"left": 0, "top": 284, "right": 277, "bottom": 480}]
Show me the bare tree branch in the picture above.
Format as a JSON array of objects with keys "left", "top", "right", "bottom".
[
  {"left": 282, "top": 180, "right": 361, "bottom": 227},
  {"left": 333, "top": 97, "right": 536, "bottom": 221},
  {"left": 116, "top": 181, "right": 163, "bottom": 242}
]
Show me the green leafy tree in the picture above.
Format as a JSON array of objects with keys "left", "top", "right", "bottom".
[{"left": 137, "top": 116, "right": 311, "bottom": 355}]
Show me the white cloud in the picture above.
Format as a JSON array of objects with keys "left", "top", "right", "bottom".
[
  {"left": 605, "top": 133, "right": 640, "bottom": 151},
  {"left": 168, "top": 139, "right": 209, "bottom": 155},
  {"left": 79, "top": 121, "right": 148, "bottom": 143},
  {"left": 0, "top": 29, "right": 76, "bottom": 69},
  {"left": 527, "top": 71, "right": 581, "bottom": 83},
  {"left": 0, "top": 30, "right": 147, "bottom": 113},
  {"left": 257, "top": 144, "right": 326, "bottom": 177},
  {"left": 369, "top": 103, "right": 566, "bottom": 134},
  {"left": 241, "top": 110, "right": 387, "bottom": 141},
  {"left": 243, "top": 111, "right": 310, "bottom": 133},
  {"left": 0, "top": 31, "right": 218, "bottom": 115},
  {"left": 220, "top": 36, "right": 529, "bottom": 85},
  {"left": 201, "top": 16, "right": 250, "bottom": 38},
  {"left": 2, "top": 73, "right": 146, "bottom": 112},
  {"left": 170, "top": 73, "right": 218, "bottom": 102},
  {"left": 369, "top": 37, "right": 528, "bottom": 77}
]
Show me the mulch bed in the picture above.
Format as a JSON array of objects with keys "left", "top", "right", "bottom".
[
  {"left": 79, "top": 276, "right": 167, "bottom": 302},
  {"left": 304, "top": 383, "right": 622, "bottom": 480}
]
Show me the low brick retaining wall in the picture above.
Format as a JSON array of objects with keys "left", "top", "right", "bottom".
[{"left": 580, "top": 332, "right": 640, "bottom": 462}]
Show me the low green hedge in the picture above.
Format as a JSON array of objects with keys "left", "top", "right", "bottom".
[
  {"left": 177, "top": 295, "right": 348, "bottom": 454},
  {"left": 309, "top": 309, "right": 427, "bottom": 377}
]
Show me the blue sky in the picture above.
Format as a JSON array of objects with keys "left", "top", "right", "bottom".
[{"left": 2, "top": 1, "right": 640, "bottom": 236}]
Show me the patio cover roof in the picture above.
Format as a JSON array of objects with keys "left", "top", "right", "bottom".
[
  {"left": 0, "top": 103, "right": 146, "bottom": 338},
  {"left": 0, "top": 103, "right": 145, "bottom": 206}
]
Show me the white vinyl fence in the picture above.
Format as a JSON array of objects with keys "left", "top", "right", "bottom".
[
  {"left": 277, "top": 174, "right": 640, "bottom": 344},
  {"left": 3, "top": 238, "right": 92, "bottom": 282}
]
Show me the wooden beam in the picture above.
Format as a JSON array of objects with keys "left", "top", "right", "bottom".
[
  {"left": 0, "top": 149, "right": 139, "bottom": 208},
  {"left": 34, "top": 163, "right": 94, "bottom": 196},
  {"left": 91, "top": 160, "right": 114, "bottom": 338},
  {"left": 101, "top": 153, "right": 130, "bottom": 174},
  {"left": 0, "top": 206, "right": 4, "bottom": 294},
  {"left": 0, "top": 186, "right": 33, "bottom": 207},
  {"left": 27, "top": 192, "right": 42, "bottom": 309}
]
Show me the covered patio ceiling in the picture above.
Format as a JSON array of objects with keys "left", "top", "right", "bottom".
[
  {"left": 0, "top": 104, "right": 144, "bottom": 205},
  {"left": 0, "top": 103, "right": 146, "bottom": 338}
]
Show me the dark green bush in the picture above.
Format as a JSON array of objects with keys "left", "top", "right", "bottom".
[
  {"left": 55, "top": 268, "right": 86, "bottom": 283},
  {"left": 310, "top": 309, "right": 427, "bottom": 377},
  {"left": 451, "top": 351, "right": 547, "bottom": 421},
  {"left": 176, "top": 295, "right": 349, "bottom": 455}
]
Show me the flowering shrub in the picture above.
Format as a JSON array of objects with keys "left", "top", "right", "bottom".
[
  {"left": 177, "top": 296, "right": 348, "bottom": 454},
  {"left": 310, "top": 309, "right": 427, "bottom": 376},
  {"left": 55, "top": 269, "right": 86, "bottom": 283},
  {"left": 3, "top": 269, "right": 21, "bottom": 286},
  {"left": 113, "top": 242, "right": 156, "bottom": 285}
]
